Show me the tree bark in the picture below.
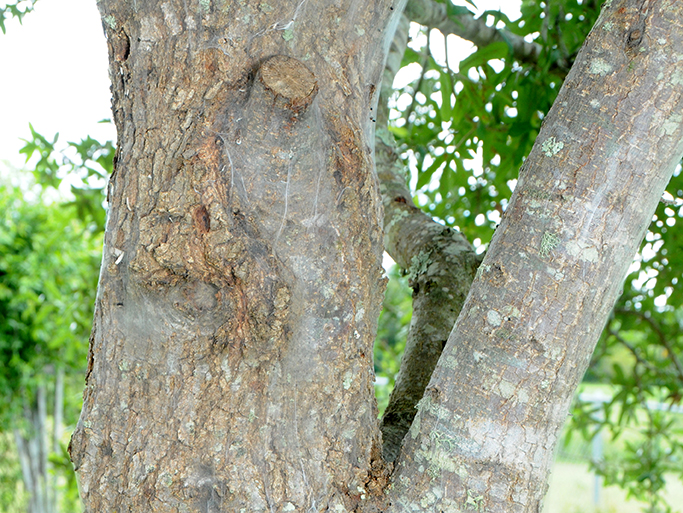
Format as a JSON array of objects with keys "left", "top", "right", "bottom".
[
  {"left": 386, "top": 1, "right": 683, "bottom": 511},
  {"left": 69, "top": 0, "right": 406, "bottom": 511}
]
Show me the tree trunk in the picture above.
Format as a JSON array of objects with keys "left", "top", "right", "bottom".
[
  {"left": 374, "top": 13, "right": 481, "bottom": 464},
  {"left": 15, "top": 384, "right": 49, "bottom": 513},
  {"left": 51, "top": 368, "right": 64, "bottom": 513},
  {"left": 69, "top": 0, "right": 683, "bottom": 512},
  {"left": 69, "top": 0, "right": 405, "bottom": 511}
]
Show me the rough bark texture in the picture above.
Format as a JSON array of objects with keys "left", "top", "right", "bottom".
[
  {"left": 377, "top": 136, "right": 480, "bottom": 464},
  {"left": 68, "top": 0, "right": 683, "bottom": 511},
  {"left": 69, "top": 1, "right": 405, "bottom": 511},
  {"left": 386, "top": 1, "right": 683, "bottom": 511}
]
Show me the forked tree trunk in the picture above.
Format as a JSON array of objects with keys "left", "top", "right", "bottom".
[
  {"left": 69, "top": 1, "right": 683, "bottom": 512},
  {"left": 386, "top": 1, "right": 683, "bottom": 511}
]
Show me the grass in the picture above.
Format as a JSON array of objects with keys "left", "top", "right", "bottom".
[{"left": 543, "top": 461, "right": 683, "bottom": 513}]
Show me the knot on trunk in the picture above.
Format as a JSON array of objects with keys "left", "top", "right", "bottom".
[{"left": 259, "top": 55, "right": 318, "bottom": 114}]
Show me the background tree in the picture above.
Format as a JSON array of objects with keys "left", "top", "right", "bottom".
[{"left": 0, "top": 131, "right": 111, "bottom": 513}]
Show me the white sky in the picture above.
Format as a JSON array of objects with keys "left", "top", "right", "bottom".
[
  {"left": 0, "top": 0, "right": 519, "bottom": 174},
  {"left": 0, "top": 0, "right": 113, "bottom": 172}
]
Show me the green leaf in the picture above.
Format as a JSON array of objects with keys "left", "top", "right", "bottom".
[
  {"left": 417, "top": 154, "right": 447, "bottom": 190},
  {"left": 446, "top": 4, "right": 475, "bottom": 19},
  {"left": 439, "top": 71, "right": 454, "bottom": 121},
  {"left": 508, "top": 121, "right": 532, "bottom": 137},
  {"left": 480, "top": 9, "right": 511, "bottom": 26},
  {"left": 458, "top": 41, "right": 509, "bottom": 72},
  {"left": 401, "top": 46, "right": 422, "bottom": 68}
]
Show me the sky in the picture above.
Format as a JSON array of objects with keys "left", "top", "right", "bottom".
[
  {"left": 0, "top": 0, "right": 520, "bottom": 174},
  {"left": 0, "top": 0, "right": 113, "bottom": 172}
]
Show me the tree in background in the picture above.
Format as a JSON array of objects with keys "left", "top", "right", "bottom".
[{"left": 0, "top": 131, "right": 111, "bottom": 513}]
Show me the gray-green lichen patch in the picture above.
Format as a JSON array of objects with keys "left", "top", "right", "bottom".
[
  {"left": 497, "top": 380, "right": 516, "bottom": 399},
  {"left": 589, "top": 58, "right": 613, "bottom": 77},
  {"left": 541, "top": 137, "right": 564, "bottom": 157},
  {"left": 104, "top": 14, "right": 117, "bottom": 29},
  {"left": 199, "top": 0, "right": 211, "bottom": 12},
  {"left": 670, "top": 69, "right": 683, "bottom": 87},
  {"left": 663, "top": 113, "right": 683, "bottom": 135},
  {"left": 501, "top": 304, "right": 521, "bottom": 319},
  {"left": 465, "top": 489, "right": 485, "bottom": 511},
  {"left": 384, "top": 208, "right": 409, "bottom": 233},
  {"left": 159, "top": 471, "right": 173, "bottom": 487},
  {"left": 486, "top": 310, "right": 502, "bottom": 327},
  {"left": 539, "top": 232, "right": 560, "bottom": 258},
  {"left": 420, "top": 492, "right": 436, "bottom": 508},
  {"left": 444, "top": 355, "right": 458, "bottom": 369},
  {"left": 407, "top": 249, "right": 432, "bottom": 281}
]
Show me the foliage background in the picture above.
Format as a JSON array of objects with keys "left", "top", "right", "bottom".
[{"left": 0, "top": 129, "right": 111, "bottom": 511}]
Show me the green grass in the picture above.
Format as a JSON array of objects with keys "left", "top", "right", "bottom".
[{"left": 543, "top": 461, "right": 683, "bottom": 513}]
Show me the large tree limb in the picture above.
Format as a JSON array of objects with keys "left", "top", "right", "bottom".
[{"left": 387, "top": 1, "right": 683, "bottom": 509}]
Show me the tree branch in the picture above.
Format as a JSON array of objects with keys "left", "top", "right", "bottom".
[
  {"left": 615, "top": 308, "right": 683, "bottom": 383},
  {"left": 608, "top": 326, "right": 660, "bottom": 374},
  {"left": 375, "top": 14, "right": 480, "bottom": 463},
  {"left": 404, "top": 0, "right": 543, "bottom": 66}
]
